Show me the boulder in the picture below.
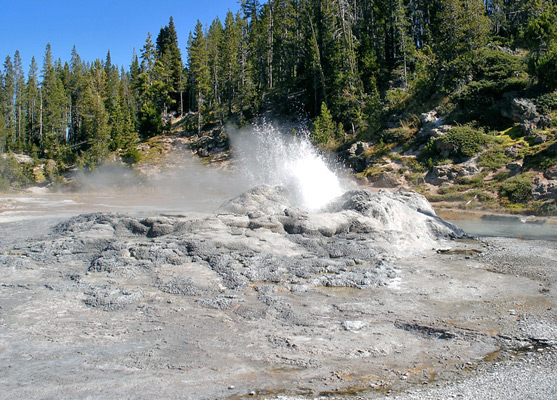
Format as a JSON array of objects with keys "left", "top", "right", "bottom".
[
  {"left": 503, "top": 98, "right": 551, "bottom": 135},
  {"left": 510, "top": 98, "right": 538, "bottom": 121},
  {"left": 347, "top": 141, "right": 370, "bottom": 156},
  {"left": 505, "top": 143, "right": 524, "bottom": 158},
  {"left": 420, "top": 110, "right": 439, "bottom": 124},
  {"left": 532, "top": 178, "right": 557, "bottom": 200},
  {"left": 425, "top": 164, "right": 480, "bottom": 186},
  {"left": 370, "top": 171, "right": 403, "bottom": 188},
  {"left": 191, "top": 128, "right": 230, "bottom": 157},
  {"left": 506, "top": 162, "right": 522, "bottom": 173},
  {"left": 531, "top": 133, "right": 548, "bottom": 145},
  {"left": 544, "top": 165, "right": 557, "bottom": 180}
]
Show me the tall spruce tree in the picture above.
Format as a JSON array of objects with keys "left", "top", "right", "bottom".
[
  {"left": 207, "top": 17, "right": 224, "bottom": 120},
  {"left": 13, "top": 51, "right": 26, "bottom": 150},
  {"left": 25, "top": 57, "right": 40, "bottom": 151},
  {"left": 156, "top": 17, "right": 183, "bottom": 115},
  {"left": 221, "top": 10, "right": 242, "bottom": 117},
  {"left": 2, "top": 56, "right": 15, "bottom": 151},
  {"left": 187, "top": 20, "right": 210, "bottom": 135}
]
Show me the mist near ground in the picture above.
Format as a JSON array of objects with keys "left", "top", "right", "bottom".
[{"left": 68, "top": 122, "right": 355, "bottom": 213}]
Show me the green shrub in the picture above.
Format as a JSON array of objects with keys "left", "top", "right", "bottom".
[
  {"left": 523, "top": 144, "right": 557, "bottom": 170},
  {"left": 532, "top": 47, "right": 557, "bottom": 91},
  {"left": 478, "top": 148, "right": 512, "bottom": 170},
  {"left": 534, "top": 91, "right": 557, "bottom": 114},
  {"left": 494, "top": 171, "right": 510, "bottom": 182},
  {"left": 379, "top": 127, "right": 411, "bottom": 143},
  {"left": 537, "top": 200, "right": 557, "bottom": 216},
  {"left": 499, "top": 174, "right": 533, "bottom": 203},
  {"left": 0, "top": 156, "right": 30, "bottom": 190},
  {"left": 436, "top": 125, "right": 487, "bottom": 158},
  {"left": 122, "top": 147, "right": 141, "bottom": 165},
  {"left": 472, "top": 47, "right": 526, "bottom": 81}
]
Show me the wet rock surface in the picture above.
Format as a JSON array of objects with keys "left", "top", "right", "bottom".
[{"left": 1, "top": 186, "right": 556, "bottom": 399}]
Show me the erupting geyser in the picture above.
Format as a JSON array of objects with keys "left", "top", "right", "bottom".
[{"left": 231, "top": 123, "right": 346, "bottom": 211}]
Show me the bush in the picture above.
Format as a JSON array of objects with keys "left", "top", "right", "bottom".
[
  {"left": 532, "top": 47, "right": 557, "bottom": 91},
  {"left": 380, "top": 127, "right": 411, "bottom": 143},
  {"left": 472, "top": 47, "right": 527, "bottom": 82},
  {"left": 436, "top": 125, "right": 487, "bottom": 159},
  {"left": 0, "top": 156, "right": 30, "bottom": 190},
  {"left": 534, "top": 91, "right": 557, "bottom": 114},
  {"left": 478, "top": 148, "right": 512, "bottom": 170},
  {"left": 537, "top": 200, "right": 557, "bottom": 216},
  {"left": 122, "top": 147, "right": 141, "bottom": 165},
  {"left": 499, "top": 174, "right": 533, "bottom": 203},
  {"left": 523, "top": 143, "right": 557, "bottom": 170}
]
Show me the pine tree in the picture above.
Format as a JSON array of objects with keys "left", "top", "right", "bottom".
[
  {"left": 1, "top": 55, "right": 15, "bottom": 151},
  {"left": 68, "top": 46, "right": 86, "bottom": 147},
  {"left": 13, "top": 51, "right": 26, "bottom": 150},
  {"left": 311, "top": 102, "right": 343, "bottom": 144},
  {"left": 80, "top": 60, "right": 110, "bottom": 167},
  {"left": 140, "top": 33, "right": 156, "bottom": 90},
  {"left": 187, "top": 20, "right": 210, "bottom": 135},
  {"left": 25, "top": 57, "right": 40, "bottom": 151},
  {"left": 155, "top": 17, "right": 183, "bottom": 115},
  {"left": 207, "top": 17, "right": 224, "bottom": 120},
  {"left": 222, "top": 10, "right": 241, "bottom": 117},
  {"left": 40, "top": 44, "right": 68, "bottom": 157}
]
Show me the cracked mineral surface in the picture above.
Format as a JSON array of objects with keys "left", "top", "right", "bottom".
[{"left": 0, "top": 186, "right": 556, "bottom": 399}]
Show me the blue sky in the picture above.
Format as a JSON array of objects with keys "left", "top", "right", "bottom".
[{"left": 0, "top": 0, "right": 242, "bottom": 73}]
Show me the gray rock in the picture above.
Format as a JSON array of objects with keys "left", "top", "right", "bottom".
[
  {"left": 544, "top": 166, "right": 557, "bottom": 180},
  {"left": 531, "top": 133, "right": 548, "bottom": 144},
  {"left": 505, "top": 143, "right": 524, "bottom": 158},
  {"left": 506, "top": 162, "right": 522, "bottom": 173},
  {"left": 532, "top": 179, "right": 557, "bottom": 200},
  {"left": 371, "top": 171, "right": 403, "bottom": 188},
  {"left": 510, "top": 98, "right": 539, "bottom": 122},
  {"left": 425, "top": 164, "right": 480, "bottom": 186}
]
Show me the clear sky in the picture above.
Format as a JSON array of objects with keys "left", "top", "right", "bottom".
[{"left": 0, "top": 0, "right": 242, "bottom": 73}]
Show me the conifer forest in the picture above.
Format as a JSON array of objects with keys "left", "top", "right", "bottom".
[{"left": 1, "top": 0, "right": 556, "bottom": 211}]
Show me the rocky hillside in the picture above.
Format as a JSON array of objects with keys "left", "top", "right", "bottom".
[{"left": 342, "top": 95, "right": 556, "bottom": 215}]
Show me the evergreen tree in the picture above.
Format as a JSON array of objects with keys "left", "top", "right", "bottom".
[
  {"left": 25, "top": 57, "right": 40, "bottom": 150},
  {"left": 525, "top": 1, "right": 557, "bottom": 90},
  {"left": 207, "top": 17, "right": 224, "bottom": 120},
  {"left": 40, "top": 44, "right": 67, "bottom": 157},
  {"left": 81, "top": 69, "right": 110, "bottom": 168},
  {"left": 13, "top": 51, "right": 26, "bottom": 150},
  {"left": 68, "top": 46, "right": 86, "bottom": 147},
  {"left": 187, "top": 20, "right": 210, "bottom": 134},
  {"left": 156, "top": 17, "right": 183, "bottom": 115},
  {"left": 1, "top": 55, "right": 15, "bottom": 151},
  {"left": 311, "top": 101, "right": 343, "bottom": 144},
  {"left": 221, "top": 10, "right": 241, "bottom": 117}
]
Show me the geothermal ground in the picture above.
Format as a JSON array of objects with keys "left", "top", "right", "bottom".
[{"left": 0, "top": 185, "right": 556, "bottom": 400}]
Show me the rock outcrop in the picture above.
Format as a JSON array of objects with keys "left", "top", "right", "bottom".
[
  {"left": 501, "top": 98, "right": 552, "bottom": 136},
  {"left": 425, "top": 163, "right": 480, "bottom": 186}
]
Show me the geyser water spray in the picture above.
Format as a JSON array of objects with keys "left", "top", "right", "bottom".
[{"left": 232, "top": 122, "right": 346, "bottom": 211}]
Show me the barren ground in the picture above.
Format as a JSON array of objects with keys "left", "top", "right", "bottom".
[{"left": 0, "top": 190, "right": 556, "bottom": 400}]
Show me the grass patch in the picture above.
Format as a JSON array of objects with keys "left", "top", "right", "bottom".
[
  {"left": 502, "top": 125, "right": 524, "bottom": 140},
  {"left": 478, "top": 148, "right": 512, "bottom": 170},
  {"left": 523, "top": 142, "right": 557, "bottom": 170}
]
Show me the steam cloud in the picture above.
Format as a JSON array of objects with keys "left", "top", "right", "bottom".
[{"left": 70, "top": 122, "right": 353, "bottom": 213}]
